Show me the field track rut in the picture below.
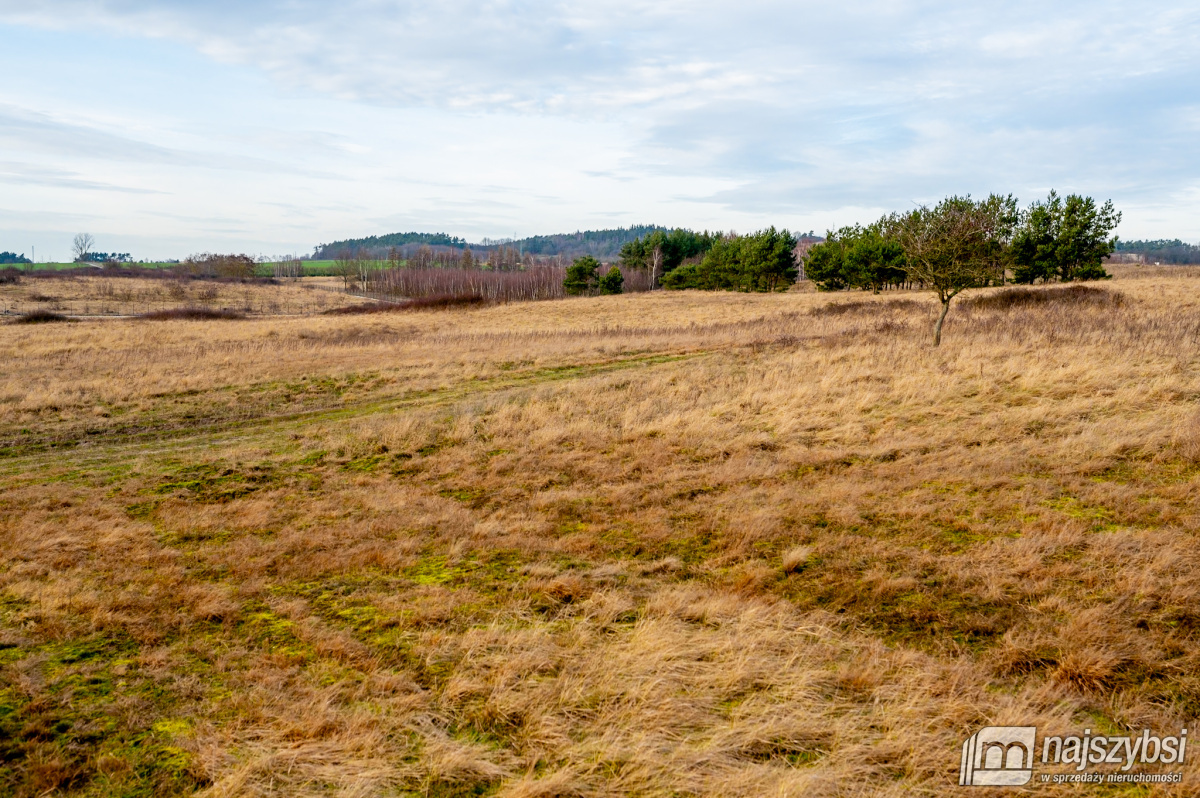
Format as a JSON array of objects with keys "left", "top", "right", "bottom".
[{"left": 0, "top": 348, "right": 712, "bottom": 478}]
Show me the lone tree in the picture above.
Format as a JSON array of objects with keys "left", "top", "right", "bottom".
[
  {"left": 891, "top": 194, "right": 1016, "bottom": 346},
  {"left": 333, "top": 249, "right": 361, "bottom": 291},
  {"left": 72, "top": 233, "right": 95, "bottom": 263},
  {"left": 563, "top": 256, "right": 601, "bottom": 295},
  {"left": 1011, "top": 190, "right": 1121, "bottom": 283}
]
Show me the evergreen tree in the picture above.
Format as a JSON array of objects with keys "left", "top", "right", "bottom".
[
  {"left": 805, "top": 226, "right": 907, "bottom": 292},
  {"left": 619, "top": 229, "right": 719, "bottom": 277},
  {"left": 803, "top": 236, "right": 850, "bottom": 290},
  {"left": 598, "top": 266, "right": 624, "bottom": 295},
  {"left": 663, "top": 228, "right": 797, "bottom": 292},
  {"left": 564, "top": 256, "right": 601, "bottom": 295},
  {"left": 1012, "top": 191, "right": 1120, "bottom": 283}
]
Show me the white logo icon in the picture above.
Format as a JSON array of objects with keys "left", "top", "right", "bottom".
[{"left": 960, "top": 727, "right": 1037, "bottom": 786}]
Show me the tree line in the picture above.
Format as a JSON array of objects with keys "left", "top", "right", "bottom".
[
  {"left": 552, "top": 228, "right": 800, "bottom": 297},
  {"left": 613, "top": 228, "right": 799, "bottom": 292},
  {"left": 803, "top": 191, "right": 1120, "bottom": 344},
  {"left": 313, "top": 232, "right": 468, "bottom": 260},
  {"left": 585, "top": 190, "right": 1120, "bottom": 346},
  {"left": 315, "top": 225, "right": 676, "bottom": 262},
  {"left": 1114, "top": 239, "right": 1200, "bottom": 265},
  {"left": 330, "top": 245, "right": 577, "bottom": 290}
]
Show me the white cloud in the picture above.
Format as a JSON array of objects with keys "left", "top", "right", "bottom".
[{"left": 0, "top": 0, "right": 1198, "bottom": 256}]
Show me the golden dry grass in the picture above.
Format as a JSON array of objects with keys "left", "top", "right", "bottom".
[
  {"left": 3, "top": 269, "right": 1200, "bottom": 796},
  {"left": 0, "top": 275, "right": 367, "bottom": 318}
]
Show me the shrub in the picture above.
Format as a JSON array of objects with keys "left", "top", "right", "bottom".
[
  {"left": 962, "top": 284, "right": 1122, "bottom": 311},
  {"left": 9, "top": 310, "right": 72, "bottom": 324},
  {"left": 564, "top": 256, "right": 601, "bottom": 296},
  {"left": 179, "top": 254, "right": 258, "bottom": 280},
  {"left": 598, "top": 266, "right": 624, "bottom": 295},
  {"left": 137, "top": 307, "right": 246, "bottom": 320}
]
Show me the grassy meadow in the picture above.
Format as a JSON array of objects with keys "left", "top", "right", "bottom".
[
  {"left": 11, "top": 261, "right": 342, "bottom": 277},
  {"left": 2, "top": 268, "right": 1200, "bottom": 795},
  {"left": 0, "top": 275, "right": 366, "bottom": 318}
]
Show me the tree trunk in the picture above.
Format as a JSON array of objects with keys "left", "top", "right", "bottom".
[{"left": 933, "top": 296, "right": 952, "bottom": 346}]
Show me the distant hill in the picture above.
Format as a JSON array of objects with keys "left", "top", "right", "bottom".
[
  {"left": 499, "top": 225, "right": 672, "bottom": 258},
  {"left": 312, "top": 232, "right": 467, "bottom": 260},
  {"left": 312, "top": 225, "right": 674, "bottom": 261}
]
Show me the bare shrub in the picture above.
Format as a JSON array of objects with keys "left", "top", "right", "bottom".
[
  {"left": 180, "top": 253, "right": 257, "bottom": 280},
  {"left": 367, "top": 266, "right": 566, "bottom": 303},
  {"left": 365, "top": 263, "right": 652, "bottom": 304},
  {"left": 621, "top": 266, "right": 653, "bottom": 293}
]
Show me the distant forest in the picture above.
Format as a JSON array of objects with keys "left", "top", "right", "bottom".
[
  {"left": 311, "top": 232, "right": 468, "bottom": 260},
  {"left": 1113, "top": 239, "right": 1200, "bottom": 264},
  {"left": 312, "top": 225, "right": 672, "bottom": 261},
  {"left": 502, "top": 225, "right": 670, "bottom": 258}
]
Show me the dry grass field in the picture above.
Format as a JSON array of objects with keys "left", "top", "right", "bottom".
[
  {"left": 3, "top": 268, "right": 1200, "bottom": 796},
  {"left": 0, "top": 275, "right": 367, "bottom": 318}
]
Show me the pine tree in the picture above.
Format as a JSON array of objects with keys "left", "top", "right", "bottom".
[
  {"left": 564, "top": 256, "right": 600, "bottom": 295},
  {"left": 598, "top": 266, "right": 624, "bottom": 295}
]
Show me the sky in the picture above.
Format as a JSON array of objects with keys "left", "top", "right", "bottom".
[{"left": 1, "top": 1, "right": 1198, "bottom": 261}]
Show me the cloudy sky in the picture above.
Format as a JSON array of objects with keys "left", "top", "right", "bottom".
[{"left": 1, "top": 1, "right": 1198, "bottom": 260}]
